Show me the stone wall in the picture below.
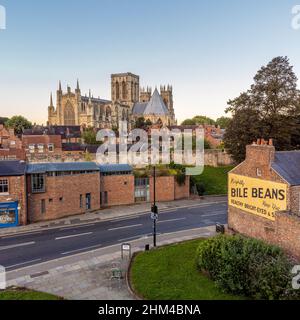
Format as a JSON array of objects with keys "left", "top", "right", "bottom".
[{"left": 204, "top": 149, "right": 233, "bottom": 167}]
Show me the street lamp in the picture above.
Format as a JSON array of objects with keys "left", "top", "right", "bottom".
[{"left": 151, "top": 166, "right": 158, "bottom": 247}]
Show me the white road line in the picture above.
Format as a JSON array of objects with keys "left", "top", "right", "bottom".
[
  {"left": 55, "top": 232, "right": 93, "bottom": 241},
  {"left": 201, "top": 212, "right": 227, "bottom": 218},
  {"left": 187, "top": 204, "right": 213, "bottom": 210},
  {"left": 61, "top": 244, "right": 102, "bottom": 256},
  {"left": 6, "top": 258, "right": 42, "bottom": 269},
  {"left": 158, "top": 217, "right": 186, "bottom": 224},
  {"left": 59, "top": 223, "right": 96, "bottom": 231},
  {"left": 0, "top": 241, "right": 36, "bottom": 251},
  {"left": 108, "top": 224, "right": 142, "bottom": 232},
  {"left": 0, "top": 231, "right": 42, "bottom": 239},
  {"left": 118, "top": 234, "right": 146, "bottom": 242}
]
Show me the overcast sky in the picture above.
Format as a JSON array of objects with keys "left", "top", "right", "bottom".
[{"left": 0, "top": 0, "right": 300, "bottom": 124}]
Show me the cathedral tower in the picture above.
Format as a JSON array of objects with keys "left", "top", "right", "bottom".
[
  {"left": 140, "top": 87, "right": 152, "bottom": 102},
  {"left": 111, "top": 72, "right": 139, "bottom": 108},
  {"left": 160, "top": 85, "right": 175, "bottom": 123}
]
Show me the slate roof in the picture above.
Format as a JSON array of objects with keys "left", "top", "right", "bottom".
[
  {"left": 0, "top": 160, "right": 26, "bottom": 176},
  {"left": 271, "top": 151, "right": 300, "bottom": 186},
  {"left": 23, "top": 126, "right": 81, "bottom": 139},
  {"left": 97, "top": 164, "right": 133, "bottom": 173},
  {"left": 26, "top": 162, "right": 100, "bottom": 174},
  {"left": 132, "top": 89, "right": 169, "bottom": 116},
  {"left": 144, "top": 89, "right": 169, "bottom": 115},
  {"left": 132, "top": 102, "right": 148, "bottom": 115}
]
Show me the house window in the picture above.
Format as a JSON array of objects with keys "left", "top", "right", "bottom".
[
  {"left": 0, "top": 179, "right": 8, "bottom": 194},
  {"left": 37, "top": 144, "right": 44, "bottom": 153},
  {"left": 32, "top": 174, "right": 45, "bottom": 193},
  {"left": 48, "top": 143, "right": 54, "bottom": 152},
  {"left": 41, "top": 199, "right": 46, "bottom": 214},
  {"left": 29, "top": 144, "right": 35, "bottom": 153},
  {"left": 256, "top": 168, "right": 262, "bottom": 177}
]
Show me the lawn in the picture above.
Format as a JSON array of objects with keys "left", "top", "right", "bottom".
[
  {"left": 192, "top": 166, "right": 234, "bottom": 195},
  {"left": 130, "top": 239, "right": 244, "bottom": 300},
  {"left": 0, "top": 288, "right": 61, "bottom": 300}
]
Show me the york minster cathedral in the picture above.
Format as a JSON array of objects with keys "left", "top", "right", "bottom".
[{"left": 48, "top": 72, "right": 177, "bottom": 129}]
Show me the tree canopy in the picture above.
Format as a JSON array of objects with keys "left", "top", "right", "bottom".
[
  {"left": 224, "top": 56, "right": 300, "bottom": 163},
  {"left": 5, "top": 115, "right": 32, "bottom": 134},
  {"left": 181, "top": 115, "right": 215, "bottom": 126}
]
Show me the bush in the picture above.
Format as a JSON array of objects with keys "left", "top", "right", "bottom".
[
  {"left": 196, "top": 235, "right": 299, "bottom": 300},
  {"left": 196, "top": 182, "right": 206, "bottom": 196}
]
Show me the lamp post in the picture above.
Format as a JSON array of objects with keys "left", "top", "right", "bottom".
[{"left": 151, "top": 166, "right": 158, "bottom": 247}]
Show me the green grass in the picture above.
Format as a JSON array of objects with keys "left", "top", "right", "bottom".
[
  {"left": 0, "top": 288, "right": 61, "bottom": 300},
  {"left": 192, "top": 166, "right": 234, "bottom": 195},
  {"left": 130, "top": 239, "right": 244, "bottom": 300}
]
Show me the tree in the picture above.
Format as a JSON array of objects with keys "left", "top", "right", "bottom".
[
  {"left": 135, "top": 117, "right": 146, "bottom": 129},
  {"left": 82, "top": 128, "right": 98, "bottom": 145},
  {"left": 5, "top": 116, "right": 32, "bottom": 134},
  {"left": 216, "top": 116, "right": 231, "bottom": 129},
  {"left": 224, "top": 56, "right": 300, "bottom": 162},
  {"left": 181, "top": 115, "right": 216, "bottom": 126},
  {"left": 0, "top": 117, "right": 9, "bottom": 125}
]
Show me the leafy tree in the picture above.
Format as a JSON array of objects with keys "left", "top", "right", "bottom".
[
  {"left": 224, "top": 56, "right": 300, "bottom": 163},
  {"left": 5, "top": 115, "right": 32, "bottom": 134},
  {"left": 135, "top": 117, "right": 146, "bottom": 129},
  {"left": 0, "top": 117, "right": 9, "bottom": 125},
  {"left": 215, "top": 116, "right": 231, "bottom": 129},
  {"left": 181, "top": 115, "right": 216, "bottom": 126},
  {"left": 82, "top": 128, "right": 98, "bottom": 145},
  {"left": 181, "top": 118, "right": 196, "bottom": 125}
]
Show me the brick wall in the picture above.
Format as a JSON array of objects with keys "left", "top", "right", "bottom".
[
  {"left": 174, "top": 176, "right": 190, "bottom": 200},
  {"left": 101, "top": 175, "right": 135, "bottom": 207},
  {"left": 27, "top": 173, "right": 100, "bottom": 222},
  {"left": 150, "top": 176, "right": 175, "bottom": 202},
  {"left": 228, "top": 143, "right": 300, "bottom": 261},
  {"left": 0, "top": 175, "right": 27, "bottom": 225},
  {"left": 204, "top": 150, "right": 233, "bottom": 167}
]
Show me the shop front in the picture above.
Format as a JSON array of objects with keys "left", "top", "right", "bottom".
[{"left": 0, "top": 201, "right": 19, "bottom": 228}]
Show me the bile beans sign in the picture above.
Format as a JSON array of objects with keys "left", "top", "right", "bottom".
[{"left": 228, "top": 174, "right": 287, "bottom": 221}]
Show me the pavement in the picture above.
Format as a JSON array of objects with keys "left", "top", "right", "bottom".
[
  {"left": 0, "top": 196, "right": 228, "bottom": 300},
  {"left": 6, "top": 226, "right": 217, "bottom": 300}
]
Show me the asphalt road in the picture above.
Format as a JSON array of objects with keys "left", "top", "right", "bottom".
[{"left": 0, "top": 201, "right": 227, "bottom": 271}]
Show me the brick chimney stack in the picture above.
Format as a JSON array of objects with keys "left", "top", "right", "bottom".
[{"left": 246, "top": 138, "right": 275, "bottom": 166}]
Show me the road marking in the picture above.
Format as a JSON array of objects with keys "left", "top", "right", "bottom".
[
  {"left": 59, "top": 223, "right": 96, "bottom": 231},
  {"left": 158, "top": 217, "right": 186, "bottom": 224},
  {"left": 6, "top": 258, "right": 42, "bottom": 270},
  {"left": 61, "top": 244, "right": 102, "bottom": 256},
  {"left": 0, "top": 231, "right": 42, "bottom": 239},
  {"left": 55, "top": 232, "right": 93, "bottom": 240},
  {"left": 201, "top": 212, "right": 227, "bottom": 218},
  {"left": 118, "top": 234, "right": 147, "bottom": 242},
  {"left": 108, "top": 224, "right": 142, "bottom": 231},
  {"left": 187, "top": 204, "right": 213, "bottom": 210},
  {"left": 0, "top": 241, "right": 36, "bottom": 251}
]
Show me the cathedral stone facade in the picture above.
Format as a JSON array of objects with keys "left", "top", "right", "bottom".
[{"left": 48, "top": 73, "right": 177, "bottom": 129}]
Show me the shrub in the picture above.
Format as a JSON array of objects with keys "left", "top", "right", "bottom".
[{"left": 196, "top": 235, "right": 299, "bottom": 300}]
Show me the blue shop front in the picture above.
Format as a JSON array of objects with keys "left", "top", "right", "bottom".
[{"left": 0, "top": 201, "right": 19, "bottom": 228}]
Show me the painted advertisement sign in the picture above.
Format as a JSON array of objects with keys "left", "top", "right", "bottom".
[{"left": 228, "top": 173, "right": 287, "bottom": 221}]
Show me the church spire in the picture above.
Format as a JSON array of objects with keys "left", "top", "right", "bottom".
[
  {"left": 76, "top": 79, "right": 80, "bottom": 91},
  {"left": 50, "top": 93, "right": 53, "bottom": 107},
  {"left": 59, "top": 81, "right": 62, "bottom": 92}
]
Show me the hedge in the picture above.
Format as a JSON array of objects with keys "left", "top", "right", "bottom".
[{"left": 196, "top": 235, "right": 300, "bottom": 300}]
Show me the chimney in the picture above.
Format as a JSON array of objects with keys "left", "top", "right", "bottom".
[{"left": 246, "top": 138, "right": 275, "bottom": 166}]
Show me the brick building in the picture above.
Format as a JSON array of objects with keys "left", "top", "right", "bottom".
[
  {"left": 26, "top": 162, "right": 100, "bottom": 223},
  {"left": 0, "top": 125, "right": 25, "bottom": 160},
  {"left": 228, "top": 139, "right": 300, "bottom": 260},
  {"left": 0, "top": 160, "right": 27, "bottom": 227}
]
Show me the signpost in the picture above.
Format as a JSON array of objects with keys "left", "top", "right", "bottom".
[{"left": 152, "top": 166, "right": 158, "bottom": 247}]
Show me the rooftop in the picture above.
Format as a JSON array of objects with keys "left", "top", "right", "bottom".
[
  {"left": 26, "top": 162, "right": 100, "bottom": 174},
  {"left": 0, "top": 160, "right": 26, "bottom": 176}
]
